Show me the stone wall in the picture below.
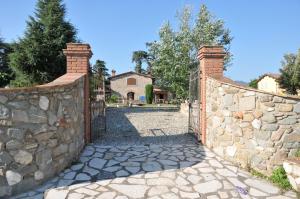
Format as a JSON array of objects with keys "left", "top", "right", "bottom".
[
  {"left": 0, "top": 74, "right": 85, "bottom": 197},
  {"left": 205, "top": 77, "right": 300, "bottom": 175}
]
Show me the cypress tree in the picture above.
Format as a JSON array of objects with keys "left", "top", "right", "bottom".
[{"left": 9, "top": 0, "right": 78, "bottom": 86}]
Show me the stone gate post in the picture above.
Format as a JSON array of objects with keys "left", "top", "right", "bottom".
[
  {"left": 63, "top": 43, "right": 93, "bottom": 143},
  {"left": 198, "top": 46, "right": 226, "bottom": 145}
]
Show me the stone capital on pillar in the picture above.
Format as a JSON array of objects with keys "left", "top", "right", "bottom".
[{"left": 198, "top": 45, "right": 226, "bottom": 79}]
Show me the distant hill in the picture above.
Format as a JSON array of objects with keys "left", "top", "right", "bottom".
[{"left": 235, "top": 80, "right": 249, "bottom": 87}]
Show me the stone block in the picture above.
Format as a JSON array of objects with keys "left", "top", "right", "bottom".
[
  {"left": 259, "top": 95, "right": 273, "bottom": 102},
  {"left": 278, "top": 116, "right": 297, "bottom": 125},
  {"left": 261, "top": 123, "right": 279, "bottom": 131},
  {"left": 53, "top": 144, "right": 68, "bottom": 157},
  {"left": 226, "top": 145, "right": 237, "bottom": 157},
  {"left": 223, "top": 94, "right": 233, "bottom": 107},
  {"left": 0, "top": 95, "right": 8, "bottom": 104},
  {"left": 28, "top": 106, "right": 47, "bottom": 123},
  {"left": 278, "top": 104, "right": 293, "bottom": 112},
  {"left": 7, "top": 101, "right": 29, "bottom": 110},
  {"left": 35, "top": 132, "right": 55, "bottom": 142},
  {"left": 0, "top": 152, "right": 13, "bottom": 166},
  {"left": 34, "top": 170, "right": 44, "bottom": 181},
  {"left": 283, "top": 133, "right": 300, "bottom": 142},
  {"left": 6, "top": 140, "right": 23, "bottom": 151},
  {"left": 39, "top": 96, "right": 49, "bottom": 111},
  {"left": 239, "top": 96, "right": 256, "bottom": 111},
  {"left": 243, "top": 113, "right": 254, "bottom": 122},
  {"left": 261, "top": 113, "right": 276, "bottom": 123},
  {"left": 271, "top": 128, "right": 285, "bottom": 141},
  {"left": 12, "top": 110, "right": 29, "bottom": 122},
  {"left": 252, "top": 119, "right": 261, "bottom": 129},
  {"left": 7, "top": 128, "right": 25, "bottom": 140},
  {"left": 294, "top": 103, "right": 300, "bottom": 113},
  {"left": 253, "top": 110, "right": 263, "bottom": 118},
  {"left": 255, "top": 130, "right": 272, "bottom": 141},
  {"left": 14, "top": 150, "right": 33, "bottom": 165},
  {"left": 36, "top": 149, "right": 52, "bottom": 170},
  {"left": 6, "top": 170, "right": 22, "bottom": 186},
  {"left": 0, "top": 105, "right": 9, "bottom": 119},
  {"left": 273, "top": 96, "right": 283, "bottom": 103}
]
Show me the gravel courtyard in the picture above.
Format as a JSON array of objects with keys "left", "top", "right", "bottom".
[{"left": 12, "top": 107, "right": 298, "bottom": 199}]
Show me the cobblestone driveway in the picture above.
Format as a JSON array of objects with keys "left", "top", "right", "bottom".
[{"left": 13, "top": 108, "right": 298, "bottom": 199}]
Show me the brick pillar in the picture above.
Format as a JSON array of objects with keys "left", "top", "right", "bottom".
[
  {"left": 198, "top": 46, "right": 226, "bottom": 145},
  {"left": 63, "top": 43, "right": 93, "bottom": 143}
]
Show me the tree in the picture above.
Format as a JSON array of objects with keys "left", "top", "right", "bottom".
[
  {"left": 145, "top": 84, "right": 153, "bottom": 104},
  {"left": 132, "top": 50, "right": 149, "bottom": 73},
  {"left": 279, "top": 50, "right": 300, "bottom": 95},
  {"left": 9, "top": 0, "right": 78, "bottom": 87},
  {"left": 90, "top": 59, "right": 110, "bottom": 100},
  {"left": 92, "top": 60, "right": 110, "bottom": 79},
  {"left": 147, "top": 5, "right": 232, "bottom": 99},
  {"left": 0, "top": 37, "right": 14, "bottom": 87},
  {"left": 249, "top": 78, "right": 258, "bottom": 89}
]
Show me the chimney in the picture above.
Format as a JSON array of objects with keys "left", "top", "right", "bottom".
[{"left": 112, "top": 69, "right": 116, "bottom": 77}]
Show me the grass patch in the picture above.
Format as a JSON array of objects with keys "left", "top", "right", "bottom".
[
  {"left": 250, "top": 169, "right": 268, "bottom": 180},
  {"left": 251, "top": 167, "right": 292, "bottom": 190},
  {"left": 269, "top": 166, "right": 292, "bottom": 190}
]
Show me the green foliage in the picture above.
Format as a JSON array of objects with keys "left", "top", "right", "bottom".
[
  {"left": 0, "top": 37, "right": 14, "bottom": 87},
  {"left": 9, "top": 0, "right": 78, "bottom": 87},
  {"left": 249, "top": 78, "right": 258, "bottom": 89},
  {"left": 108, "top": 94, "right": 118, "bottom": 103},
  {"left": 92, "top": 60, "right": 110, "bottom": 79},
  {"left": 295, "top": 149, "right": 300, "bottom": 157},
  {"left": 145, "top": 84, "right": 153, "bottom": 104},
  {"left": 269, "top": 166, "right": 292, "bottom": 190},
  {"left": 279, "top": 50, "right": 300, "bottom": 95},
  {"left": 147, "top": 5, "right": 232, "bottom": 99},
  {"left": 89, "top": 60, "right": 110, "bottom": 100},
  {"left": 251, "top": 167, "right": 292, "bottom": 191},
  {"left": 250, "top": 169, "right": 268, "bottom": 180},
  {"left": 132, "top": 51, "right": 150, "bottom": 73}
]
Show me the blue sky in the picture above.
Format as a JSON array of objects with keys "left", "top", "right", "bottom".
[{"left": 0, "top": 0, "right": 300, "bottom": 82}]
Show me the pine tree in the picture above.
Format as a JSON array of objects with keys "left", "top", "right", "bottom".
[
  {"left": 92, "top": 60, "right": 110, "bottom": 79},
  {"left": 0, "top": 37, "right": 13, "bottom": 87},
  {"left": 9, "top": 0, "right": 78, "bottom": 86}
]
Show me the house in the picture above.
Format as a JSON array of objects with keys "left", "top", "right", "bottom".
[
  {"left": 257, "top": 73, "right": 285, "bottom": 94},
  {"left": 108, "top": 70, "right": 170, "bottom": 103}
]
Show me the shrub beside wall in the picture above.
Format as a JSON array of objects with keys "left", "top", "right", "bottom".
[
  {"left": 145, "top": 84, "right": 153, "bottom": 104},
  {"left": 206, "top": 77, "right": 300, "bottom": 175},
  {"left": 0, "top": 75, "right": 85, "bottom": 197}
]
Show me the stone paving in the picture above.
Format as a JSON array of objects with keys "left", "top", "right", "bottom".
[{"left": 11, "top": 108, "right": 298, "bottom": 199}]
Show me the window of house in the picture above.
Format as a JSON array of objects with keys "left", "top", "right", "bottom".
[{"left": 127, "top": 78, "right": 136, "bottom": 85}]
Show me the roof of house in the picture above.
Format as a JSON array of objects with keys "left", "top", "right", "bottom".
[
  {"left": 258, "top": 73, "right": 281, "bottom": 82},
  {"left": 108, "top": 71, "right": 153, "bottom": 80}
]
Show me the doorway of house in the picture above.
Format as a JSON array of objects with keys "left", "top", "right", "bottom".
[{"left": 127, "top": 92, "right": 135, "bottom": 100}]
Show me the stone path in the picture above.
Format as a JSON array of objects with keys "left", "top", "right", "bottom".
[
  {"left": 13, "top": 143, "right": 297, "bottom": 199},
  {"left": 12, "top": 108, "right": 298, "bottom": 199}
]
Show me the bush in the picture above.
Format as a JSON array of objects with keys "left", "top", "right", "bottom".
[
  {"left": 145, "top": 84, "right": 153, "bottom": 104},
  {"left": 295, "top": 149, "right": 300, "bottom": 157},
  {"left": 269, "top": 166, "right": 292, "bottom": 190},
  {"left": 108, "top": 95, "right": 118, "bottom": 103}
]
